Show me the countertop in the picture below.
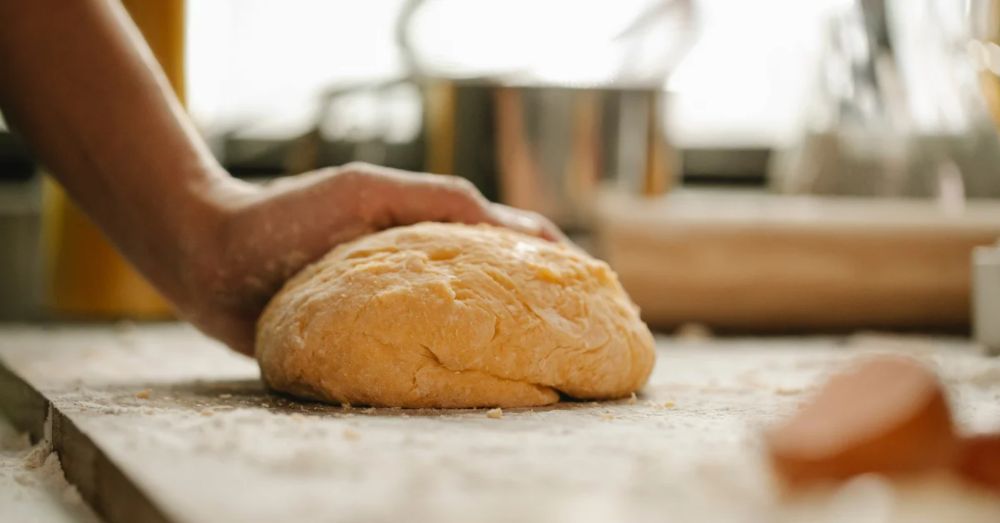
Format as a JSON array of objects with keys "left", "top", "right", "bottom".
[{"left": 1, "top": 323, "right": 999, "bottom": 522}]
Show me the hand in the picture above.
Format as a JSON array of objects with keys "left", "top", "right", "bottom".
[{"left": 182, "top": 162, "right": 566, "bottom": 356}]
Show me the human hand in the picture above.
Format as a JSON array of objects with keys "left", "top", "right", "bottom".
[{"left": 182, "top": 162, "right": 565, "bottom": 355}]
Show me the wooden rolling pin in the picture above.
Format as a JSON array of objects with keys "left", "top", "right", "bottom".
[{"left": 595, "top": 189, "right": 1000, "bottom": 331}]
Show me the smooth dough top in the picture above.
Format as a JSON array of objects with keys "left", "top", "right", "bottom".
[{"left": 256, "top": 222, "right": 655, "bottom": 408}]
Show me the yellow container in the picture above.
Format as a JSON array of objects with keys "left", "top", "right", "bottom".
[{"left": 43, "top": 0, "right": 185, "bottom": 318}]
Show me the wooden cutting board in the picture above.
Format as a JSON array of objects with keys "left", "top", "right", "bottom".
[
  {"left": 1, "top": 324, "right": 999, "bottom": 522},
  {"left": 596, "top": 190, "right": 1000, "bottom": 331}
]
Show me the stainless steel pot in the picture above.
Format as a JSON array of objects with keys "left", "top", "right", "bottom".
[
  {"left": 423, "top": 80, "right": 678, "bottom": 230},
  {"left": 280, "top": 0, "right": 693, "bottom": 230}
]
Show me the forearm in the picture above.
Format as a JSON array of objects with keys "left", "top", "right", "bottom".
[
  {"left": 0, "top": 0, "right": 563, "bottom": 355},
  {"left": 0, "top": 0, "right": 233, "bottom": 308}
]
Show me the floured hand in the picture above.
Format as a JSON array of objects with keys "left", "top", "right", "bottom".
[{"left": 182, "top": 162, "right": 565, "bottom": 355}]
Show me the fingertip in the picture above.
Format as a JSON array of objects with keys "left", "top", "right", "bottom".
[
  {"left": 488, "top": 204, "right": 543, "bottom": 236},
  {"left": 540, "top": 223, "right": 570, "bottom": 244}
]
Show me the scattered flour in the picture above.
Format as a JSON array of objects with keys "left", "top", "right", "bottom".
[{"left": 0, "top": 415, "right": 101, "bottom": 523}]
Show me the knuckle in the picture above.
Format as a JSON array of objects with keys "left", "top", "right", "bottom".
[
  {"left": 333, "top": 162, "right": 378, "bottom": 183},
  {"left": 442, "top": 176, "right": 480, "bottom": 198},
  {"left": 339, "top": 161, "right": 377, "bottom": 174},
  {"left": 529, "top": 210, "right": 556, "bottom": 227}
]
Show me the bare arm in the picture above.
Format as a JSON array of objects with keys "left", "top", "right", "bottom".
[
  {"left": 0, "top": 0, "right": 229, "bottom": 305},
  {"left": 0, "top": 0, "right": 562, "bottom": 354}
]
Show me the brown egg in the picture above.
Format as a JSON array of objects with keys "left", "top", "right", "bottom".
[
  {"left": 767, "top": 355, "right": 959, "bottom": 487},
  {"left": 956, "top": 434, "right": 1000, "bottom": 493}
]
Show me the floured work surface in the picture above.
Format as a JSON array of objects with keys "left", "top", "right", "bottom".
[{"left": 1, "top": 324, "right": 1000, "bottom": 523}]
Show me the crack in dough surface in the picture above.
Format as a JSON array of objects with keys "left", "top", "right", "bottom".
[{"left": 256, "top": 223, "right": 655, "bottom": 408}]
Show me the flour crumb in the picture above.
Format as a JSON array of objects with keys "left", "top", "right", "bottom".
[
  {"left": 36, "top": 452, "right": 67, "bottom": 487},
  {"left": 674, "top": 322, "right": 713, "bottom": 340},
  {"left": 627, "top": 392, "right": 637, "bottom": 405},
  {"left": 219, "top": 393, "right": 232, "bottom": 399},
  {"left": 135, "top": 389, "right": 151, "bottom": 400},
  {"left": 22, "top": 442, "right": 52, "bottom": 469},
  {"left": 200, "top": 409, "right": 213, "bottom": 417},
  {"left": 663, "top": 401, "right": 676, "bottom": 409},
  {"left": 775, "top": 387, "right": 803, "bottom": 396},
  {"left": 600, "top": 412, "right": 615, "bottom": 421},
  {"left": 341, "top": 401, "right": 352, "bottom": 409},
  {"left": 486, "top": 408, "right": 503, "bottom": 419},
  {"left": 343, "top": 428, "right": 361, "bottom": 441}
]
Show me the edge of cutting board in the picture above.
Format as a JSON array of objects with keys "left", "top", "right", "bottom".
[{"left": 0, "top": 359, "right": 176, "bottom": 523}]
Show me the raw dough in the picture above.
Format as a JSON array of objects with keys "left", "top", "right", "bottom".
[{"left": 256, "top": 222, "right": 655, "bottom": 408}]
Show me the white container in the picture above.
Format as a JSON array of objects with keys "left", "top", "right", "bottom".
[{"left": 973, "top": 240, "right": 1000, "bottom": 355}]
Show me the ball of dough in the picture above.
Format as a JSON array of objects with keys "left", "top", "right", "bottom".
[{"left": 256, "top": 222, "right": 655, "bottom": 408}]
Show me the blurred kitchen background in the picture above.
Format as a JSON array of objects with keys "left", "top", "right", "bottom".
[{"left": 4, "top": 0, "right": 1000, "bottom": 338}]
